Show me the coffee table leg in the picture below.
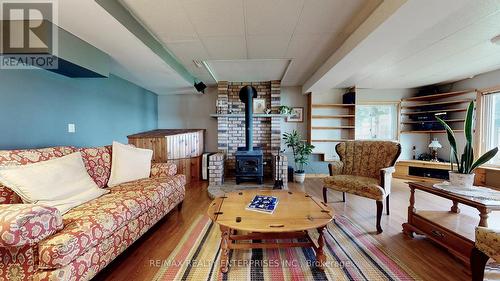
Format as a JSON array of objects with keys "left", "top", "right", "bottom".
[
  {"left": 450, "top": 200, "right": 460, "bottom": 213},
  {"left": 478, "top": 208, "right": 491, "bottom": 228},
  {"left": 316, "top": 227, "right": 326, "bottom": 270},
  {"left": 220, "top": 226, "right": 230, "bottom": 273}
]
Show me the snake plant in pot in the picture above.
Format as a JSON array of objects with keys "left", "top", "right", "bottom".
[
  {"left": 436, "top": 101, "right": 498, "bottom": 189},
  {"left": 283, "top": 130, "right": 315, "bottom": 183}
]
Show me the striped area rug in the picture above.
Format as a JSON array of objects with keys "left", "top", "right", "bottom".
[{"left": 152, "top": 216, "right": 418, "bottom": 281}]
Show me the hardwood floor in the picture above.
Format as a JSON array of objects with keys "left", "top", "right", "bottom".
[{"left": 94, "top": 178, "right": 499, "bottom": 281}]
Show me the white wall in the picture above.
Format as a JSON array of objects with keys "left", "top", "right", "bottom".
[
  {"left": 158, "top": 87, "right": 218, "bottom": 151},
  {"left": 445, "top": 68, "right": 500, "bottom": 91},
  {"left": 355, "top": 88, "right": 414, "bottom": 102},
  {"left": 280, "top": 86, "right": 308, "bottom": 147}
]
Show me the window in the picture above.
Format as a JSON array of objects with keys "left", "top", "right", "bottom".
[
  {"left": 356, "top": 104, "right": 398, "bottom": 140},
  {"left": 482, "top": 92, "right": 500, "bottom": 165}
]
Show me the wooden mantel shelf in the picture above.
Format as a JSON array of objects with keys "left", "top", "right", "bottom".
[{"left": 210, "top": 113, "right": 288, "bottom": 118}]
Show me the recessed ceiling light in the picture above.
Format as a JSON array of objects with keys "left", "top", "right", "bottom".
[{"left": 491, "top": 34, "right": 500, "bottom": 45}]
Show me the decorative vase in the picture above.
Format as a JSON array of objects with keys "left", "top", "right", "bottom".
[
  {"left": 294, "top": 172, "right": 305, "bottom": 183},
  {"left": 448, "top": 171, "right": 475, "bottom": 189}
]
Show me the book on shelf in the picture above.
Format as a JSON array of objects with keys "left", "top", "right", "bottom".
[{"left": 246, "top": 195, "right": 279, "bottom": 214}]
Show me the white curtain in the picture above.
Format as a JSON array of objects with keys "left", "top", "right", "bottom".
[{"left": 482, "top": 93, "right": 498, "bottom": 164}]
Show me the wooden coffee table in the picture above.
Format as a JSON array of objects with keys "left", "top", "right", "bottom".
[{"left": 207, "top": 189, "right": 335, "bottom": 273}]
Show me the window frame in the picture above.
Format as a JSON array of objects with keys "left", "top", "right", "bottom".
[
  {"left": 477, "top": 88, "right": 500, "bottom": 167},
  {"left": 355, "top": 101, "right": 401, "bottom": 141}
]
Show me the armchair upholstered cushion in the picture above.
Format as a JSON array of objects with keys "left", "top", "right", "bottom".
[
  {"left": 328, "top": 160, "right": 343, "bottom": 175},
  {"left": 476, "top": 227, "right": 500, "bottom": 263},
  {"left": 323, "top": 140, "right": 401, "bottom": 234},
  {"left": 324, "top": 175, "right": 383, "bottom": 201},
  {"left": 471, "top": 227, "right": 500, "bottom": 281},
  {"left": 334, "top": 141, "right": 401, "bottom": 179}
]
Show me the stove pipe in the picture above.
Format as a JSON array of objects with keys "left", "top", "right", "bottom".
[{"left": 239, "top": 85, "right": 257, "bottom": 151}]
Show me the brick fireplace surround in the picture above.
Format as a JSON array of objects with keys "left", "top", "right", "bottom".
[{"left": 209, "top": 80, "right": 287, "bottom": 186}]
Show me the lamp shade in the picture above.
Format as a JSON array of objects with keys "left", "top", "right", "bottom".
[{"left": 429, "top": 138, "right": 442, "bottom": 149}]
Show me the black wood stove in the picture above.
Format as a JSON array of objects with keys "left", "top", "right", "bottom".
[{"left": 235, "top": 86, "right": 264, "bottom": 184}]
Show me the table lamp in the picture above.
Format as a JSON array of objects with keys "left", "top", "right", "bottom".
[{"left": 428, "top": 138, "right": 442, "bottom": 162}]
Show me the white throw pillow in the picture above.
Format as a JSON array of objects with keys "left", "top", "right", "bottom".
[
  {"left": 107, "top": 141, "right": 153, "bottom": 187},
  {"left": 0, "top": 152, "right": 108, "bottom": 214}
]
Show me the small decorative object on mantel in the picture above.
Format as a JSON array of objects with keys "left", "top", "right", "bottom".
[
  {"left": 436, "top": 101, "right": 498, "bottom": 189},
  {"left": 265, "top": 108, "right": 272, "bottom": 114},
  {"left": 428, "top": 138, "right": 442, "bottom": 162},
  {"left": 283, "top": 130, "right": 314, "bottom": 183},
  {"left": 253, "top": 98, "right": 266, "bottom": 114},
  {"left": 287, "top": 107, "right": 304, "bottom": 123}
]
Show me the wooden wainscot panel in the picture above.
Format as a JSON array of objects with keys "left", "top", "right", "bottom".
[{"left": 128, "top": 129, "right": 205, "bottom": 183}]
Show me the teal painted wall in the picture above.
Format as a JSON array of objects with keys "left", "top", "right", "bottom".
[{"left": 0, "top": 70, "right": 158, "bottom": 149}]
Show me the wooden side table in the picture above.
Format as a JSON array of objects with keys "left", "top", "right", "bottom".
[{"left": 402, "top": 182, "right": 500, "bottom": 265}]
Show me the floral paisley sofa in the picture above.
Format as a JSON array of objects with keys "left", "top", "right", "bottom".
[{"left": 0, "top": 146, "right": 186, "bottom": 281}]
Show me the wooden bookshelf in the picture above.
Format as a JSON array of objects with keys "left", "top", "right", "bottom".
[
  {"left": 308, "top": 93, "right": 356, "bottom": 160},
  {"left": 401, "top": 130, "right": 464, "bottom": 134},
  {"left": 400, "top": 89, "right": 475, "bottom": 135},
  {"left": 402, "top": 119, "right": 465, "bottom": 124},
  {"left": 401, "top": 99, "right": 473, "bottom": 109},
  {"left": 401, "top": 90, "right": 474, "bottom": 102},
  {"left": 402, "top": 108, "right": 467, "bottom": 115}
]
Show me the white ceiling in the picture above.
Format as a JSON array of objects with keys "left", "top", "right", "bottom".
[
  {"left": 57, "top": 0, "right": 192, "bottom": 95},
  {"left": 305, "top": 0, "right": 500, "bottom": 91},
  {"left": 120, "top": 0, "right": 381, "bottom": 86},
  {"left": 205, "top": 59, "right": 292, "bottom": 82},
  {"left": 51, "top": 0, "right": 500, "bottom": 95}
]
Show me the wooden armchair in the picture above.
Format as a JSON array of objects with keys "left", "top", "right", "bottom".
[
  {"left": 471, "top": 227, "right": 500, "bottom": 281},
  {"left": 322, "top": 140, "right": 401, "bottom": 233}
]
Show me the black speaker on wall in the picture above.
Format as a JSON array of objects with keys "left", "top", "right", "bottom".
[{"left": 194, "top": 81, "right": 207, "bottom": 93}]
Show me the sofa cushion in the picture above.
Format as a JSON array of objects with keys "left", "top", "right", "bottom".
[
  {"left": 37, "top": 175, "right": 186, "bottom": 269},
  {"left": 0, "top": 152, "right": 108, "bottom": 214},
  {"left": 0, "top": 147, "right": 76, "bottom": 204},
  {"left": 107, "top": 142, "right": 153, "bottom": 187},
  {"left": 324, "top": 175, "right": 385, "bottom": 201},
  {"left": 79, "top": 146, "right": 112, "bottom": 188}
]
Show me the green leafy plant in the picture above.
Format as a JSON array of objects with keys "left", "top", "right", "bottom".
[
  {"left": 283, "top": 130, "right": 315, "bottom": 173},
  {"left": 436, "top": 101, "right": 498, "bottom": 174},
  {"left": 279, "top": 105, "right": 293, "bottom": 115}
]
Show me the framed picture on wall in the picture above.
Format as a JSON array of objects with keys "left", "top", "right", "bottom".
[
  {"left": 253, "top": 98, "right": 266, "bottom": 114},
  {"left": 287, "top": 107, "right": 304, "bottom": 122}
]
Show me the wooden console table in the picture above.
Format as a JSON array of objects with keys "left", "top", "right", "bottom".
[{"left": 402, "top": 182, "right": 500, "bottom": 265}]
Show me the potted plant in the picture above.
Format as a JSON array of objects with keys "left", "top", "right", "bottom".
[
  {"left": 283, "top": 130, "right": 315, "bottom": 183},
  {"left": 436, "top": 101, "right": 498, "bottom": 189}
]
